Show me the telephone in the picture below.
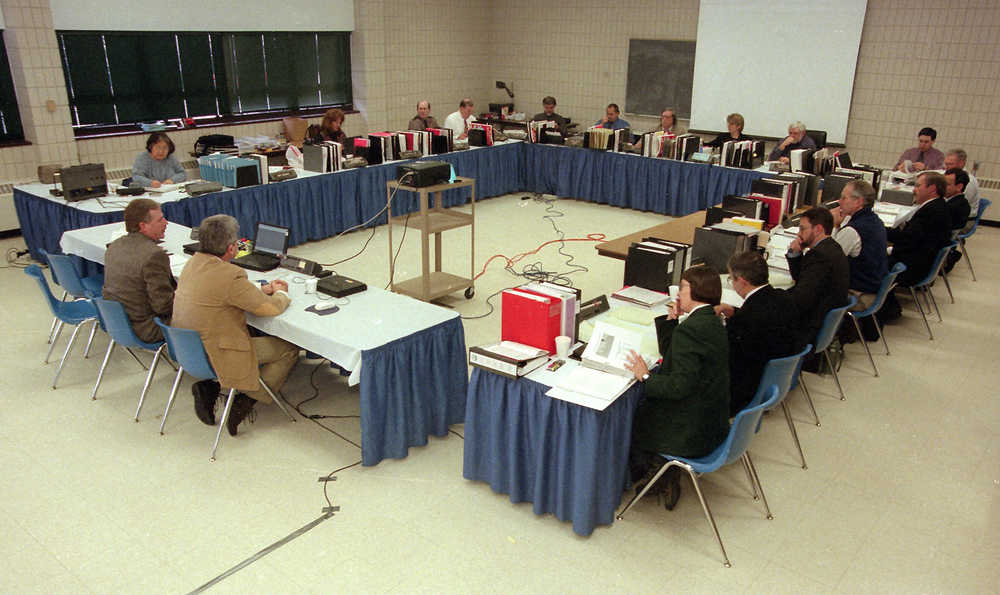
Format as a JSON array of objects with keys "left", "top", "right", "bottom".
[{"left": 280, "top": 256, "right": 324, "bottom": 276}]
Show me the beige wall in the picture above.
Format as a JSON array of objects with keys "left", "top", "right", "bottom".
[{"left": 2, "top": 0, "right": 998, "bottom": 188}]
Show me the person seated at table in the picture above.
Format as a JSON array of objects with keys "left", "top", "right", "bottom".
[
  {"left": 705, "top": 113, "right": 751, "bottom": 148},
  {"left": 103, "top": 198, "right": 175, "bottom": 343},
  {"left": 943, "top": 168, "right": 971, "bottom": 232},
  {"left": 408, "top": 100, "right": 439, "bottom": 131},
  {"left": 634, "top": 107, "right": 677, "bottom": 152},
  {"left": 716, "top": 251, "right": 799, "bottom": 416},
  {"left": 623, "top": 265, "right": 730, "bottom": 510},
  {"left": 532, "top": 96, "right": 568, "bottom": 136},
  {"left": 172, "top": 214, "right": 299, "bottom": 435},
  {"left": 830, "top": 180, "right": 888, "bottom": 314},
  {"left": 594, "top": 103, "right": 630, "bottom": 130},
  {"left": 894, "top": 127, "right": 944, "bottom": 173},
  {"left": 768, "top": 121, "right": 816, "bottom": 164},
  {"left": 130, "top": 132, "right": 187, "bottom": 189},
  {"left": 444, "top": 98, "right": 477, "bottom": 140},
  {"left": 307, "top": 108, "right": 347, "bottom": 145}
]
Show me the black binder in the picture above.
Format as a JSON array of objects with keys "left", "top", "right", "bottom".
[
  {"left": 822, "top": 172, "right": 862, "bottom": 205},
  {"left": 691, "top": 226, "right": 754, "bottom": 272},
  {"left": 705, "top": 206, "right": 744, "bottom": 227},
  {"left": 722, "top": 195, "right": 770, "bottom": 222},
  {"left": 624, "top": 241, "right": 686, "bottom": 292}
]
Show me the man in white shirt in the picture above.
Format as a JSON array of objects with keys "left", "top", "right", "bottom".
[
  {"left": 943, "top": 148, "right": 979, "bottom": 219},
  {"left": 443, "top": 98, "right": 476, "bottom": 140},
  {"left": 831, "top": 180, "right": 888, "bottom": 311}
]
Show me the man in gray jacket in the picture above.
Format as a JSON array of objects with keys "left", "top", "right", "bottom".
[{"left": 102, "top": 198, "right": 175, "bottom": 343}]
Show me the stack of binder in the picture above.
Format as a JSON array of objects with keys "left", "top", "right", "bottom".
[
  {"left": 789, "top": 148, "right": 815, "bottom": 173},
  {"left": 425, "top": 128, "right": 454, "bottom": 154},
  {"left": 721, "top": 140, "right": 765, "bottom": 169},
  {"left": 722, "top": 194, "right": 770, "bottom": 222},
  {"left": 623, "top": 237, "right": 690, "bottom": 293},
  {"left": 836, "top": 165, "right": 881, "bottom": 189},
  {"left": 691, "top": 223, "right": 760, "bottom": 272},
  {"left": 750, "top": 177, "right": 798, "bottom": 228},
  {"left": 303, "top": 141, "right": 343, "bottom": 173},
  {"left": 396, "top": 130, "right": 432, "bottom": 157},
  {"left": 468, "top": 122, "right": 494, "bottom": 146},
  {"left": 641, "top": 131, "right": 674, "bottom": 158},
  {"left": 197, "top": 153, "right": 260, "bottom": 188},
  {"left": 500, "top": 288, "right": 563, "bottom": 354},
  {"left": 468, "top": 341, "right": 549, "bottom": 379},
  {"left": 775, "top": 172, "right": 818, "bottom": 211},
  {"left": 668, "top": 134, "right": 702, "bottom": 161},
  {"left": 527, "top": 120, "right": 563, "bottom": 144},
  {"left": 514, "top": 282, "right": 580, "bottom": 343},
  {"left": 584, "top": 127, "right": 630, "bottom": 152},
  {"left": 822, "top": 171, "right": 864, "bottom": 206}
]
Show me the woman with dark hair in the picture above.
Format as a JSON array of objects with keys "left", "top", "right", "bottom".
[
  {"left": 131, "top": 132, "right": 186, "bottom": 188},
  {"left": 308, "top": 108, "right": 347, "bottom": 145},
  {"left": 623, "top": 264, "right": 731, "bottom": 509}
]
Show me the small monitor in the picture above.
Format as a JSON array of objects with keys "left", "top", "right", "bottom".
[{"left": 254, "top": 223, "right": 290, "bottom": 257}]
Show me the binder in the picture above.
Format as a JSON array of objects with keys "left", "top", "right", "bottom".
[
  {"left": 790, "top": 148, "right": 815, "bottom": 173},
  {"left": 624, "top": 239, "right": 686, "bottom": 292},
  {"left": 426, "top": 128, "right": 454, "bottom": 154},
  {"left": 519, "top": 283, "right": 578, "bottom": 342},
  {"left": 500, "top": 289, "right": 562, "bottom": 354},
  {"left": 468, "top": 122, "right": 494, "bottom": 146},
  {"left": 722, "top": 194, "right": 770, "bottom": 222},
  {"left": 468, "top": 345, "right": 548, "bottom": 379},
  {"left": 691, "top": 225, "right": 756, "bottom": 272},
  {"left": 705, "top": 206, "right": 744, "bottom": 227},
  {"left": 822, "top": 172, "right": 862, "bottom": 205}
]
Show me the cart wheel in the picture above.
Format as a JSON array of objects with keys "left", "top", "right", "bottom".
[{"left": 464, "top": 287, "right": 475, "bottom": 299}]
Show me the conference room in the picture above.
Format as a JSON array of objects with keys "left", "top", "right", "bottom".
[{"left": 1, "top": 0, "right": 996, "bottom": 591}]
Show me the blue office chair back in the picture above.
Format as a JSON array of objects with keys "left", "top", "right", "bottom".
[
  {"left": 958, "top": 198, "right": 991, "bottom": 240},
  {"left": 854, "top": 262, "right": 906, "bottom": 318},
  {"left": 748, "top": 343, "right": 812, "bottom": 411},
  {"left": 914, "top": 241, "right": 957, "bottom": 288},
  {"left": 154, "top": 317, "right": 216, "bottom": 381},
  {"left": 41, "top": 250, "right": 99, "bottom": 299},
  {"left": 93, "top": 298, "right": 162, "bottom": 351},
  {"left": 25, "top": 264, "right": 97, "bottom": 323},
  {"left": 813, "top": 295, "right": 857, "bottom": 354},
  {"left": 716, "top": 389, "right": 775, "bottom": 469}
]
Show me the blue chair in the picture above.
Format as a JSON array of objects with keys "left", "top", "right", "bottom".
[
  {"left": 905, "top": 241, "right": 957, "bottom": 341},
  {"left": 802, "top": 295, "right": 857, "bottom": 402},
  {"left": 749, "top": 344, "right": 813, "bottom": 470},
  {"left": 91, "top": 298, "right": 170, "bottom": 421},
  {"left": 956, "top": 198, "right": 991, "bottom": 281},
  {"left": 846, "top": 262, "right": 906, "bottom": 377},
  {"left": 154, "top": 318, "right": 296, "bottom": 461},
  {"left": 617, "top": 386, "right": 779, "bottom": 568},
  {"left": 25, "top": 265, "right": 99, "bottom": 389},
  {"left": 41, "top": 250, "right": 103, "bottom": 349}
]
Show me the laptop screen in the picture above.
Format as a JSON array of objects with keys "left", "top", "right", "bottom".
[{"left": 254, "top": 223, "right": 289, "bottom": 257}]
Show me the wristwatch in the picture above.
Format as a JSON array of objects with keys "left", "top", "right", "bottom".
[{"left": 640, "top": 373, "right": 650, "bottom": 382}]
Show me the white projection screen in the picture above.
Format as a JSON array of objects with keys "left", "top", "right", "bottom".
[{"left": 690, "top": 0, "right": 867, "bottom": 145}]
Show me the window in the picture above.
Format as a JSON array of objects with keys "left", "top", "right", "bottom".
[
  {"left": 1, "top": 31, "right": 25, "bottom": 142},
  {"left": 57, "top": 30, "right": 351, "bottom": 130}
]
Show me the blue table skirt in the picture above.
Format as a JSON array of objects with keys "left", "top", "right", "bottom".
[
  {"left": 359, "top": 316, "right": 468, "bottom": 466},
  {"left": 521, "top": 143, "right": 770, "bottom": 215},
  {"left": 462, "top": 367, "right": 643, "bottom": 536}
]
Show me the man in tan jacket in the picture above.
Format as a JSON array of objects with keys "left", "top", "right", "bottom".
[{"left": 172, "top": 214, "right": 299, "bottom": 436}]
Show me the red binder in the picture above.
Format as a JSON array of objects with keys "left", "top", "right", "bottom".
[{"left": 501, "top": 289, "right": 562, "bottom": 353}]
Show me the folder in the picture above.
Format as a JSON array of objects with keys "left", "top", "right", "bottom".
[{"left": 500, "top": 289, "right": 562, "bottom": 354}]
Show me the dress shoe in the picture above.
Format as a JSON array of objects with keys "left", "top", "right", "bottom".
[
  {"left": 662, "top": 466, "right": 683, "bottom": 511},
  {"left": 191, "top": 380, "right": 220, "bottom": 426},
  {"left": 226, "top": 393, "right": 257, "bottom": 437}
]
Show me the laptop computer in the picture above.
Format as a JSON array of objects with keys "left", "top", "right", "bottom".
[{"left": 232, "top": 222, "right": 290, "bottom": 272}]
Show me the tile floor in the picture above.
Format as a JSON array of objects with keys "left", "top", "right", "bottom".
[{"left": 0, "top": 193, "right": 996, "bottom": 593}]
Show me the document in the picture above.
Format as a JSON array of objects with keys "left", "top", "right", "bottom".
[
  {"left": 580, "top": 320, "right": 651, "bottom": 377},
  {"left": 546, "top": 365, "right": 635, "bottom": 411}
]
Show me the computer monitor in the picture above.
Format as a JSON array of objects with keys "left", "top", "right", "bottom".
[{"left": 253, "top": 222, "right": 290, "bottom": 257}]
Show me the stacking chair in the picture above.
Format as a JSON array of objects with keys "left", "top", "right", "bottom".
[
  {"left": 749, "top": 344, "right": 813, "bottom": 469},
  {"left": 25, "top": 265, "right": 100, "bottom": 389},
  {"left": 43, "top": 250, "right": 104, "bottom": 356},
  {"left": 91, "top": 298, "right": 170, "bottom": 421},
  {"left": 905, "top": 242, "right": 957, "bottom": 340},
  {"left": 617, "top": 386, "right": 779, "bottom": 568},
  {"left": 956, "top": 198, "right": 992, "bottom": 281},
  {"left": 846, "top": 262, "right": 906, "bottom": 377},
  {"left": 801, "top": 295, "right": 857, "bottom": 402},
  {"left": 154, "top": 318, "right": 296, "bottom": 461}
]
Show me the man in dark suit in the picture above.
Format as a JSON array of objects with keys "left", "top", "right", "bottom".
[
  {"left": 943, "top": 168, "right": 971, "bottom": 272},
  {"left": 102, "top": 198, "right": 175, "bottom": 343},
  {"left": 717, "top": 251, "right": 799, "bottom": 416},
  {"left": 624, "top": 265, "right": 730, "bottom": 509},
  {"left": 879, "top": 171, "right": 953, "bottom": 321},
  {"left": 784, "top": 207, "right": 850, "bottom": 353}
]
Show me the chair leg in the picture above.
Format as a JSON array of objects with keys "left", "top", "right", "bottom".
[
  {"left": 961, "top": 240, "right": 976, "bottom": 281},
  {"left": 258, "top": 380, "right": 297, "bottom": 423},
  {"left": 781, "top": 401, "right": 807, "bottom": 470},
  {"left": 45, "top": 320, "right": 65, "bottom": 364},
  {"left": 927, "top": 286, "right": 942, "bottom": 322},
  {"left": 134, "top": 345, "right": 164, "bottom": 422},
  {"left": 47, "top": 291, "right": 68, "bottom": 344},
  {"left": 159, "top": 367, "right": 185, "bottom": 435},
  {"left": 797, "top": 374, "right": 821, "bottom": 427},
  {"left": 91, "top": 338, "right": 116, "bottom": 400},
  {"left": 211, "top": 389, "right": 239, "bottom": 461},
  {"left": 824, "top": 350, "right": 846, "bottom": 401},
  {"left": 82, "top": 318, "right": 99, "bottom": 358},
  {"left": 876, "top": 314, "right": 890, "bottom": 356},
  {"left": 741, "top": 456, "right": 759, "bottom": 501},
  {"left": 617, "top": 461, "right": 673, "bottom": 519},
  {"left": 125, "top": 347, "right": 149, "bottom": 370},
  {"left": 744, "top": 452, "right": 772, "bottom": 520},
  {"left": 685, "top": 469, "right": 732, "bottom": 568},
  {"left": 850, "top": 314, "right": 878, "bottom": 377},
  {"left": 909, "top": 287, "right": 933, "bottom": 340},
  {"left": 941, "top": 270, "right": 954, "bottom": 304},
  {"left": 52, "top": 323, "right": 83, "bottom": 389}
]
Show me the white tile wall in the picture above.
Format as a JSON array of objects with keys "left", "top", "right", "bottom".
[{"left": 1, "top": 0, "right": 998, "bottom": 185}]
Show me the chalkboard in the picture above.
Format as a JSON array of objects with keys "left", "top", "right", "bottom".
[{"left": 626, "top": 39, "right": 696, "bottom": 118}]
